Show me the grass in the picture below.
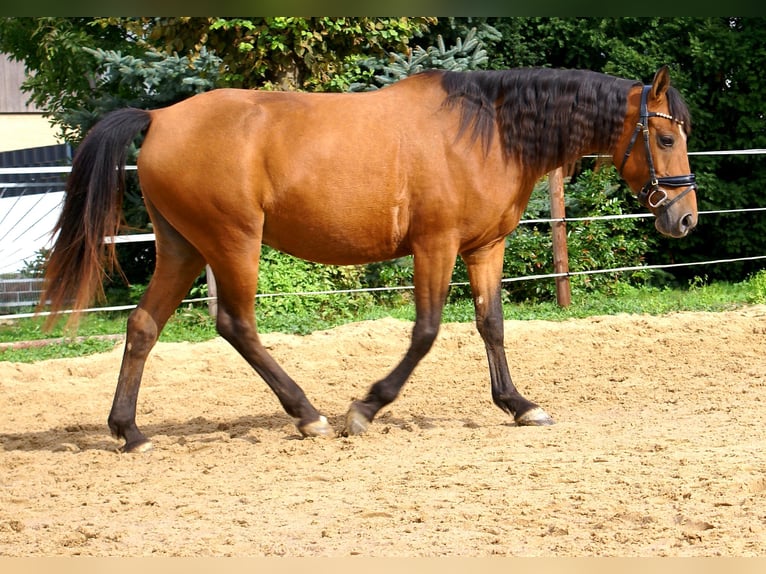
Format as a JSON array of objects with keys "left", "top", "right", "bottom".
[{"left": 1, "top": 272, "right": 764, "bottom": 364}]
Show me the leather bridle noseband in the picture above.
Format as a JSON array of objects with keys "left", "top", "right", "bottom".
[{"left": 618, "top": 84, "right": 697, "bottom": 212}]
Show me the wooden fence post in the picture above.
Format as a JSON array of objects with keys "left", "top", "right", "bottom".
[
  {"left": 548, "top": 167, "right": 571, "bottom": 307},
  {"left": 205, "top": 264, "right": 218, "bottom": 320}
]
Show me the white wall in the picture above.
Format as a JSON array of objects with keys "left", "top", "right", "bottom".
[
  {"left": 0, "top": 114, "right": 61, "bottom": 153},
  {"left": 1, "top": 53, "right": 61, "bottom": 152}
]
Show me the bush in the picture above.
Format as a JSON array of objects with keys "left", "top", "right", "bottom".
[
  {"left": 256, "top": 246, "right": 372, "bottom": 332},
  {"left": 361, "top": 257, "right": 414, "bottom": 305},
  {"left": 747, "top": 269, "right": 766, "bottom": 305}
]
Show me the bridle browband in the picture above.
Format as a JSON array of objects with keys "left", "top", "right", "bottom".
[{"left": 618, "top": 84, "right": 697, "bottom": 212}]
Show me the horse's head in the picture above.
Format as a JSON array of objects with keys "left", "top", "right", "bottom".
[{"left": 615, "top": 66, "right": 698, "bottom": 239}]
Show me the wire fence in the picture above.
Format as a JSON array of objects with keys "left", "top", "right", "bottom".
[{"left": 1, "top": 150, "right": 765, "bottom": 321}]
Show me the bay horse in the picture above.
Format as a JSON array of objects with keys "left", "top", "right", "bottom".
[{"left": 42, "top": 66, "right": 697, "bottom": 452}]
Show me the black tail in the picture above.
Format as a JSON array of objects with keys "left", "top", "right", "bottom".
[{"left": 41, "top": 108, "right": 152, "bottom": 329}]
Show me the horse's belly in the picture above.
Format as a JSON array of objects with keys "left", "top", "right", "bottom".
[{"left": 262, "top": 201, "right": 410, "bottom": 265}]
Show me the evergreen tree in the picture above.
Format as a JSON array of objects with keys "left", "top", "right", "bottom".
[{"left": 347, "top": 27, "right": 499, "bottom": 91}]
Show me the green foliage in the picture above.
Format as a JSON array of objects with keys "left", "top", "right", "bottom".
[
  {"left": 563, "top": 168, "right": 661, "bottom": 295},
  {"left": 255, "top": 246, "right": 372, "bottom": 333},
  {"left": 160, "top": 308, "right": 218, "bottom": 342},
  {"left": 0, "top": 338, "right": 119, "bottom": 362},
  {"left": 361, "top": 257, "right": 414, "bottom": 306},
  {"left": 19, "top": 248, "right": 49, "bottom": 278},
  {"left": 0, "top": 17, "right": 136, "bottom": 136},
  {"left": 746, "top": 269, "right": 766, "bottom": 304},
  {"left": 0, "top": 311, "right": 126, "bottom": 345},
  {"left": 347, "top": 27, "right": 493, "bottom": 91},
  {"left": 2, "top": 276, "right": 760, "bottom": 363},
  {"left": 109, "top": 17, "right": 435, "bottom": 92},
  {"left": 188, "top": 271, "right": 209, "bottom": 300},
  {"left": 60, "top": 46, "right": 221, "bottom": 142}
]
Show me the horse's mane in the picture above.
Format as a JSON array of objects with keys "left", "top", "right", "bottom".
[{"left": 436, "top": 68, "right": 690, "bottom": 172}]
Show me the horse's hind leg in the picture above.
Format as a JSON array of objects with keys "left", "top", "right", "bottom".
[
  {"left": 210, "top": 242, "right": 333, "bottom": 438},
  {"left": 462, "top": 240, "right": 553, "bottom": 426},
  {"left": 108, "top": 202, "right": 206, "bottom": 452}
]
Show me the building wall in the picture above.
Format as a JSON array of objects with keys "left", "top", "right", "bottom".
[
  {"left": 0, "top": 54, "right": 65, "bottom": 279},
  {"left": 0, "top": 52, "right": 41, "bottom": 112},
  {"left": 0, "top": 53, "right": 61, "bottom": 152},
  {"left": 0, "top": 114, "right": 61, "bottom": 152}
]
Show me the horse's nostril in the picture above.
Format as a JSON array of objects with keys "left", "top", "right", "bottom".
[{"left": 679, "top": 213, "right": 695, "bottom": 235}]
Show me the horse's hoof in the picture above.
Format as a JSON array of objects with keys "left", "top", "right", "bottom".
[
  {"left": 298, "top": 415, "right": 334, "bottom": 438},
  {"left": 342, "top": 405, "right": 371, "bottom": 436},
  {"left": 515, "top": 407, "right": 555, "bottom": 426},
  {"left": 119, "top": 439, "right": 154, "bottom": 453}
]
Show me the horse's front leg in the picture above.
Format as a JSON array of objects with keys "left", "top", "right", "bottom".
[
  {"left": 343, "top": 240, "right": 457, "bottom": 435},
  {"left": 462, "top": 241, "right": 554, "bottom": 426}
]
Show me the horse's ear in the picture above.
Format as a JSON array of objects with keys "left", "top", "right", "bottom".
[{"left": 650, "top": 66, "right": 671, "bottom": 101}]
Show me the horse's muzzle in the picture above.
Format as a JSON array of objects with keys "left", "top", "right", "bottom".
[
  {"left": 655, "top": 201, "right": 697, "bottom": 238},
  {"left": 641, "top": 175, "right": 698, "bottom": 239}
]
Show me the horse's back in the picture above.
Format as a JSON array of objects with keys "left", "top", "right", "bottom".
[{"left": 137, "top": 75, "right": 469, "bottom": 264}]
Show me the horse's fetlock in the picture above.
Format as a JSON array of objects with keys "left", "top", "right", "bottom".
[
  {"left": 371, "top": 384, "right": 400, "bottom": 408},
  {"left": 107, "top": 418, "right": 125, "bottom": 440}
]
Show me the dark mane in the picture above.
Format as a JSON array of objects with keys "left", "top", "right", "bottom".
[{"left": 439, "top": 68, "right": 640, "bottom": 172}]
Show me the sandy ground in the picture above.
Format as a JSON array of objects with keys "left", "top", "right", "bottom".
[{"left": 1, "top": 307, "right": 765, "bottom": 557}]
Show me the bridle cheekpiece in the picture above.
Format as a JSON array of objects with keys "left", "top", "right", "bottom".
[{"left": 618, "top": 85, "right": 697, "bottom": 212}]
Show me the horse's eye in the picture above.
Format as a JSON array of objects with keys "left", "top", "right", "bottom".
[{"left": 658, "top": 134, "right": 675, "bottom": 148}]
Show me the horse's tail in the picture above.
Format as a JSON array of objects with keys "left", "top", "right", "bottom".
[{"left": 41, "top": 108, "right": 152, "bottom": 329}]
